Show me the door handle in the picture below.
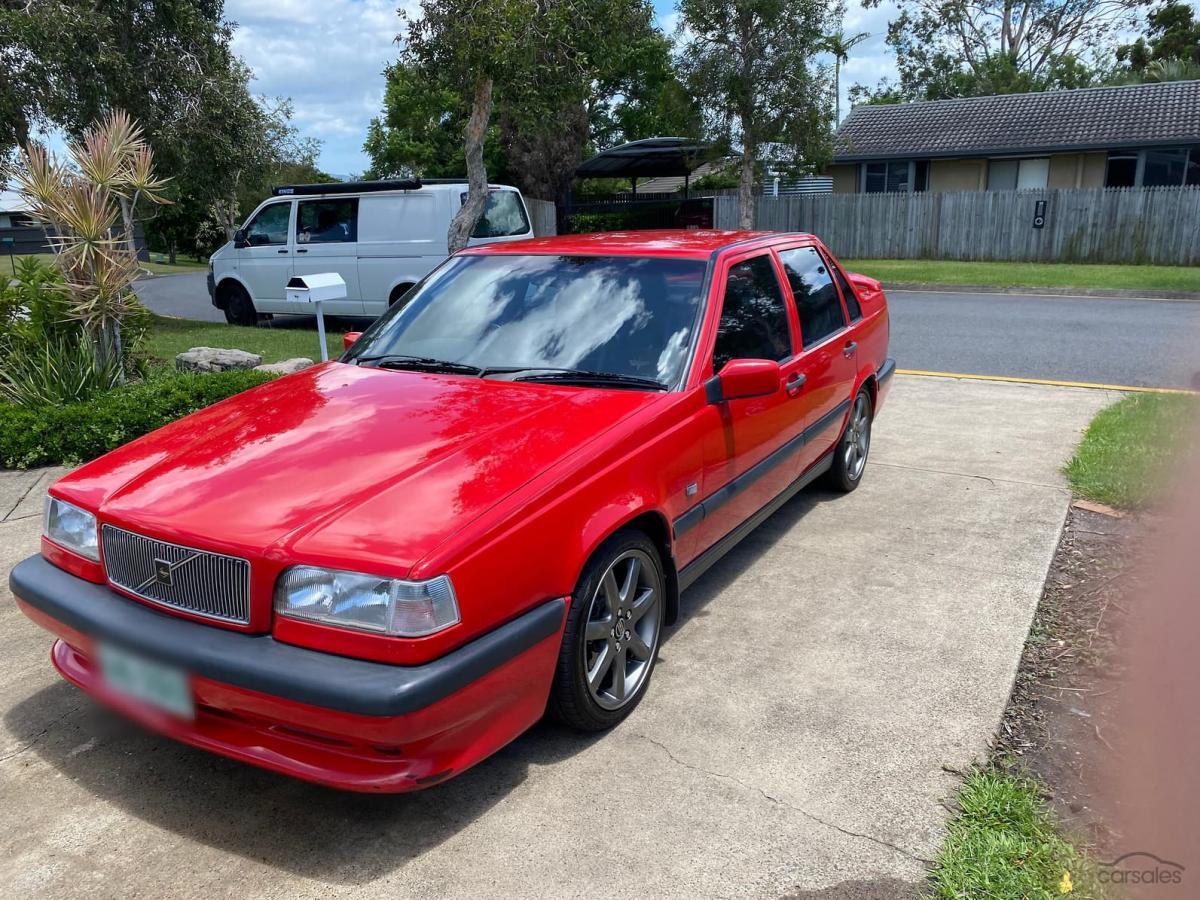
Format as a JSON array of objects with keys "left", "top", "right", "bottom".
[
  {"left": 843, "top": 340, "right": 857, "bottom": 358},
  {"left": 276, "top": 248, "right": 288, "bottom": 254},
  {"left": 296, "top": 248, "right": 308, "bottom": 254},
  {"left": 785, "top": 372, "right": 807, "bottom": 397}
]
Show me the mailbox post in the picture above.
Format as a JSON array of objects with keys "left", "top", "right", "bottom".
[{"left": 285, "top": 272, "right": 346, "bottom": 362}]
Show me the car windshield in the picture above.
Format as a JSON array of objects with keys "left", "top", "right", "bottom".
[{"left": 345, "top": 254, "right": 708, "bottom": 387}]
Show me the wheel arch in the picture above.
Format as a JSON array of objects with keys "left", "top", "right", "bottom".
[
  {"left": 213, "top": 274, "right": 252, "bottom": 310},
  {"left": 582, "top": 508, "right": 680, "bottom": 627}
]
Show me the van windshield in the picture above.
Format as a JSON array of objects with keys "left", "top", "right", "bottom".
[{"left": 344, "top": 254, "right": 708, "bottom": 388}]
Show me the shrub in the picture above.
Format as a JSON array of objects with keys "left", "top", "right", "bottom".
[{"left": 0, "top": 369, "right": 275, "bottom": 469}]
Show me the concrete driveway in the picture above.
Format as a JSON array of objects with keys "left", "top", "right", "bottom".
[{"left": 0, "top": 375, "right": 1116, "bottom": 898}]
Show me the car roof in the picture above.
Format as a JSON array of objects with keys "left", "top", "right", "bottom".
[{"left": 465, "top": 230, "right": 817, "bottom": 259}]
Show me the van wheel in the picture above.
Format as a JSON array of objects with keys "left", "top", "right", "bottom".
[
  {"left": 223, "top": 284, "right": 258, "bottom": 326},
  {"left": 388, "top": 284, "right": 415, "bottom": 308},
  {"left": 549, "top": 529, "right": 665, "bottom": 731}
]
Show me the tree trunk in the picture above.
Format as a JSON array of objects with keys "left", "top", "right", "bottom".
[
  {"left": 834, "top": 59, "right": 841, "bottom": 123},
  {"left": 448, "top": 77, "right": 494, "bottom": 255},
  {"left": 168, "top": 243, "right": 177, "bottom": 265},
  {"left": 118, "top": 196, "right": 139, "bottom": 259},
  {"left": 737, "top": 140, "right": 756, "bottom": 230}
]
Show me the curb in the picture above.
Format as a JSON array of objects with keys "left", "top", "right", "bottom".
[{"left": 880, "top": 281, "right": 1200, "bottom": 302}]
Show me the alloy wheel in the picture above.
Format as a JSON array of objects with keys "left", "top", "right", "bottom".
[
  {"left": 582, "top": 549, "right": 662, "bottom": 711},
  {"left": 843, "top": 393, "right": 871, "bottom": 481}
]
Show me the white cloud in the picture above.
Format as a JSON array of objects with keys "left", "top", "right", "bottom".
[{"left": 225, "top": 0, "right": 418, "bottom": 176}]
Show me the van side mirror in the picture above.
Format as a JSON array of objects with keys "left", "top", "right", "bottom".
[
  {"left": 342, "top": 332, "right": 362, "bottom": 350},
  {"left": 706, "top": 359, "right": 781, "bottom": 403},
  {"left": 233, "top": 229, "right": 248, "bottom": 249}
]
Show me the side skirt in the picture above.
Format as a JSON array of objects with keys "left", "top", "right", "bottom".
[{"left": 677, "top": 448, "right": 835, "bottom": 592}]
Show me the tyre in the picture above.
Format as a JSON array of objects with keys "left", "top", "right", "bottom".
[
  {"left": 222, "top": 283, "right": 258, "bottom": 326},
  {"left": 548, "top": 529, "right": 665, "bottom": 731},
  {"left": 825, "top": 387, "right": 873, "bottom": 493}
]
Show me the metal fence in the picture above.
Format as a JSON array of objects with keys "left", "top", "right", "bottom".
[
  {"left": 714, "top": 186, "right": 1200, "bottom": 265},
  {"left": 0, "top": 224, "right": 149, "bottom": 260}
]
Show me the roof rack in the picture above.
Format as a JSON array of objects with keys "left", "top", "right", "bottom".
[{"left": 272, "top": 178, "right": 427, "bottom": 197}]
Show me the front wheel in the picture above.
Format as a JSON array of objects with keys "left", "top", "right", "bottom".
[
  {"left": 826, "top": 388, "right": 873, "bottom": 492},
  {"left": 548, "top": 530, "right": 665, "bottom": 731},
  {"left": 222, "top": 283, "right": 259, "bottom": 326}
]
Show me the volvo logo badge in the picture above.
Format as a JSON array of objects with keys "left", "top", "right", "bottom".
[{"left": 153, "top": 558, "right": 174, "bottom": 587}]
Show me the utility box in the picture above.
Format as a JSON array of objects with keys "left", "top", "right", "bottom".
[{"left": 286, "top": 272, "right": 347, "bottom": 305}]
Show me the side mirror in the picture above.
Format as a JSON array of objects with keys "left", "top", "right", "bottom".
[
  {"left": 342, "top": 331, "right": 362, "bottom": 351},
  {"left": 233, "top": 229, "right": 248, "bottom": 249},
  {"left": 706, "top": 359, "right": 781, "bottom": 403}
]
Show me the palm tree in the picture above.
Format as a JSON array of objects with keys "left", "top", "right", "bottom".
[{"left": 822, "top": 30, "right": 871, "bottom": 124}]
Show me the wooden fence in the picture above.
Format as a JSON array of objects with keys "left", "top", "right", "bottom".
[
  {"left": 714, "top": 186, "right": 1200, "bottom": 265},
  {"left": 526, "top": 198, "right": 557, "bottom": 237}
]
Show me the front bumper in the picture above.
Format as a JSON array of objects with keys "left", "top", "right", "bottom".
[{"left": 11, "top": 555, "right": 567, "bottom": 792}]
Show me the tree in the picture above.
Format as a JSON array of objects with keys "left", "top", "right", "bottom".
[
  {"left": 823, "top": 27, "right": 871, "bottom": 122},
  {"left": 1117, "top": 2, "right": 1200, "bottom": 75},
  {"left": 679, "top": 0, "right": 834, "bottom": 229},
  {"left": 854, "top": 0, "right": 1142, "bottom": 102},
  {"left": 377, "top": 0, "right": 690, "bottom": 220},
  {"left": 12, "top": 112, "right": 169, "bottom": 380}
]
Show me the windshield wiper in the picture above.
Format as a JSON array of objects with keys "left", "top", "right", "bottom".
[
  {"left": 355, "top": 355, "right": 483, "bottom": 376},
  {"left": 511, "top": 369, "right": 668, "bottom": 391}
]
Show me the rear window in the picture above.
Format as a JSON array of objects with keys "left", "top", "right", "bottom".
[{"left": 463, "top": 191, "right": 530, "bottom": 238}]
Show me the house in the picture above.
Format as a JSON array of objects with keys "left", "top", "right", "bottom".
[
  {"left": 1, "top": 189, "right": 34, "bottom": 229},
  {"left": 827, "top": 80, "right": 1200, "bottom": 194}
]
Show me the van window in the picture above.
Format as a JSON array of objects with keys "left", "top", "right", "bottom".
[
  {"left": 462, "top": 191, "right": 530, "bottom": 238},
  {"left": 297, "top": 198, "right": 357, "bottom": 243},
  {"left": 244, "top": 202, "right": 291, "bottom": 246}
]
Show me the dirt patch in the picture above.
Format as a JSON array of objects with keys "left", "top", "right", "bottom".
[{"left": 995, "top": 503, "right": 1143, "bottom": 853}]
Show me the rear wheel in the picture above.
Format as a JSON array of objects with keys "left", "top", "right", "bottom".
[
  {"left": 826, "top": 388, "right": 872, "bottom": 492},
  {"left": 222, "top": 283, "right": 258, "bottom": 326},
  {"left": 388, "top": 284, "right": 415, "bottom": 308},
  {"left": 549, "top": 529, "right": 665, "bottom": 731}
]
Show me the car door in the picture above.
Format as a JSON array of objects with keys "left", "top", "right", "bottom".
[
  {"left": 292, "top": 197, "right": 365, "bottom": 315},
  {"left": 687, "top": 251, "right": 811, "bottom": 557},
  {"left": 237, "top": 200, "right": 294, "bottom": 310},
  {"left": 776, "top": 245, "right": 857, "bottom": 472}
]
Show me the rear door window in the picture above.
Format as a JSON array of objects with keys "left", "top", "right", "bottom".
[
  {"left": 826, "top": 256, "right": 862, "bottom": 321},
  {"left": 297, "top": 198, "right": 358, "bottom": 243},
  {"left": 777, "top": 247, "right": 847, "bottom": 347},
  {"left": 464, "top": 191, "right": 530, "bottom": 237},
  {"left": 712, "top": 255, "right": 792, "bottom": 371}
]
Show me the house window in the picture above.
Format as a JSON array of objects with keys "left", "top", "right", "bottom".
[
  {"left": 1106, "top": 147, "right": 1200, "bottom": 187},
  {"left": 988, "top": 158, "right": 1049, "bottom": 191},
  {"left": 861, "top": 160, "right": 927, "bottom": 193}
]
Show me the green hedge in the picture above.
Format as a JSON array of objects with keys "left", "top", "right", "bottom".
[{"left": 0, "top": 370, "right": 275, "bottom": 470}]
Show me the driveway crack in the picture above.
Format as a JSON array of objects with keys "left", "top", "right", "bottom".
[
  {"left": 631, "top": 732, "right": 929, "bottom": 865},
  {"left": 3, "top": 473, "right": 43, "bottom": 523},
  {"left": 0, "top": 703, "right": 86, "bottom": 764}
]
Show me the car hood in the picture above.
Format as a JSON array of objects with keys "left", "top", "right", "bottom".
[{"left": 59, "top": 363, "right": 662, "bottom": 574}]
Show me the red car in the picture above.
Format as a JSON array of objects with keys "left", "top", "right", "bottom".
[{"left": 12, "top": 230, "right": 892, "bottom": 792}]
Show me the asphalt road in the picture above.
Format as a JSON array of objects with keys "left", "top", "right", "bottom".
[{"left": 135, "top": 274, "right": 1200, "bottom": 389}]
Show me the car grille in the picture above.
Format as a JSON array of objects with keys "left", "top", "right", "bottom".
[{"left": 101, "top": 525, "right": 251, "bottom": 624}]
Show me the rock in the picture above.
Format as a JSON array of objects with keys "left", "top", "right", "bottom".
[
  {"left": 253, "top": 357, "right": 315, "bottom": 375},
  {"left": 175, "top": 347, "right": 263, "bottom": 373}
]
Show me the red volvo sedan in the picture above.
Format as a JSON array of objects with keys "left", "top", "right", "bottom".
[{"left": 11, "top": 230, "right": 892, "bottom": 792}]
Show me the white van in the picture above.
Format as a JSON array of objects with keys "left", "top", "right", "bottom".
[{"left": 207, "top": 179, "right": 534, "bottom": 323}]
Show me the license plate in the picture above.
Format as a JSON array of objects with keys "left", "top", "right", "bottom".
[{"left": 97, "top": 643, "right": 194, "bottom": 719}]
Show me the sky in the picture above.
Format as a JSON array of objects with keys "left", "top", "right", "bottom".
[{"left": 225, "top": 0, "right": 903, "bottom": 177}]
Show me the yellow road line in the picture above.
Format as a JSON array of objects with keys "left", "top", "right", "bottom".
[{"left": 895, "top": 368, "right": 1198, "bottom": 395}]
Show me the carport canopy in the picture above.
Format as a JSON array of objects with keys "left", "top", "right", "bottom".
[{"left": 575, "top": 137, "right": 729, "bottom": 196}]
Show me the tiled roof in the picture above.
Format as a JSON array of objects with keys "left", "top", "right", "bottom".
[{"left": 833, "top": 80, "right": 1200, "bottom": 161}]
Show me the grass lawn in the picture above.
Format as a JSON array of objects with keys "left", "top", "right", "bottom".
[
  {"left": 143, "top": 315, "right": 344, "bottom": 365},
  {"left": 930, "top": 767, "right": 1100, "bottom": 898},
  {"left": 3, "top": 251, "right": 207, "bottom": 277},
  {"left": 843, "top": 258, "right": 1200, "bottom": 294},
  {"left": 1066, "top": 393, "right": 1199, "bottom": 508}
]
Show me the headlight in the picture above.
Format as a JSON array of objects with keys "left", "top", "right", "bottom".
[
  {"left": 274, "top": 566, "right": 460, "bottom": 637},
  {"left": 43, "top": 495, "right": 99, "bottom": 561}
]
